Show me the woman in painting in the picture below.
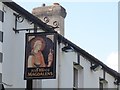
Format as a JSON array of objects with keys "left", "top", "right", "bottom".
[{"left": 27, "top": 36, "right": 53, "bottom": 68}]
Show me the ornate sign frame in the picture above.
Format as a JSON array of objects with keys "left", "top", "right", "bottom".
[{"left": 24, "top": 32, "right": 57, "bottom": 79}]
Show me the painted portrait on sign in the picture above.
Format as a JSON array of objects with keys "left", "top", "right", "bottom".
[
  {"left": 24, "top": 32, "right": 57, "bottom": 79},
  {"left": 27, "top": 36, "right": 53, "bottom": 68}
]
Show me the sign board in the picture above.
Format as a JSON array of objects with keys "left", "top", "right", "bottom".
[{"left": 24, "top": 32, "right": 57, "bottom": 79}]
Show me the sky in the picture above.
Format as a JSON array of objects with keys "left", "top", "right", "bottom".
[{"left": 13, "top": 0, "right": 118, "bottom": 71}]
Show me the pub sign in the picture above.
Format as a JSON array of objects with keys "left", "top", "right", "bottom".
[{"left": 24, "top": 32, "right": 57, "bottom": 79}]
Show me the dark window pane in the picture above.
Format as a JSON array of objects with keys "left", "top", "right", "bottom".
[
  {"left": 0, "top": 73, "right": 1, "bottom": 83},
  {"left": 0, "top": 73, "right": 2, "bottom": 90},
  {"left": 73, "top": 68, "right": 78, "bottom": 88},
  {"left": 99, "top": 82, "right": 103, "bottom": 90},
  {"left": 0, "top": 10, "right": 4, "bottom": 22},
  {"left": 0, "top": 52, "right": 3, "bottom": 62},
  {"left": 0, "top": 31, "right": 3, "bottom": 42}
]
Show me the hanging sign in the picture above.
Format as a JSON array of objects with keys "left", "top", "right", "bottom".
[{"left": 24, "top": 32, "right": 57, "bottom": 79}]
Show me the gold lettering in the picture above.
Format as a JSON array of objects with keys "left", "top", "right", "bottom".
[
  {"left": 28, "top": 72, "right": 32, "bottom": 76},
  {"left": 27, "top": 71, "right": 53, "bottom": 77}
]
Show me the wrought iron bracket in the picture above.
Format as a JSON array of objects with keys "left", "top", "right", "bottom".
[
  {"left": 13, "top": 13, "right": 35, "bottom": 33},
  {"left": 13, "top": 28, "right": 38, "bottom": 33},
  {"left": 13, "top": 13, "right": 59, "bottom": 33},
  {"left": 13, "top": 13, "right": 24, "bottom": 33}
]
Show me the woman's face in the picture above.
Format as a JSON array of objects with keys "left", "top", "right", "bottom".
[{"left": 34, "top": 40, "right": 42, "bottom": 51}]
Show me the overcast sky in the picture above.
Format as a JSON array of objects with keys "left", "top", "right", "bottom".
[{"left": 13, "top": 0, "right": 118, "bottom": 71}]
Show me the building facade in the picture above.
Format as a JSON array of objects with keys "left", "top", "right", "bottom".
[{"left": 0, "top": 1, "right": 120, "bottom": 89}]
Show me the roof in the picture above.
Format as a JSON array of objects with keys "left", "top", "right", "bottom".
[{"left": 3, "top": 2, "right": 120, "bottom": 83}]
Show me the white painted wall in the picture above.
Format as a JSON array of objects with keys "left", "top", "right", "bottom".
[
  {"left": 80, "top": 55, "right": 118, "bottom": 88},
  {"left": 81, "top": 57, "right": 99, "bottom": 88},
  {"left": 2, "top": 5, "right": 27, "bottom": 88},
  {"left": 1, "top": 3, "right": 119, "bottom": 89},
  {"left": 106, "top": 73, "right": 117, "bottom": 88},
  {"left": 58, "top": 50, "right": 77, "bottom": 88},
  {"left": 0, "top": 2, "right": 3, "bottom": 74}
]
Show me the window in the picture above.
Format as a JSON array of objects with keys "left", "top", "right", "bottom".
[
  {"left": 99, "top": 78, "right": 108, "bottom": 90},
  {"left": 73, "top": 67, "right": 78, "bottom": 89},
  {"left": 0, "top": 73, "right": 2, "bottom": 83},
  {"left": 99, "top": 82, "right": 103, "bottom": 90},
  {"left": 0, "top": 10, "right": 4, "bottom": 22},
  {"left": 0, "top": 52, "right": 3, "bottom": 63},
  {"left": 0, "top": 31, "right": 3, "bottom": 42}
]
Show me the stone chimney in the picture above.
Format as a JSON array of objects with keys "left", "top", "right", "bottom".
[{"left": 32, "top": 3, "right": 67, "bottom": 36}]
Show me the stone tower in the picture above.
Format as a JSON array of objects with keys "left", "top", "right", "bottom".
[{"left": 32, "top": 3, "right": 67, "bottom": 36}]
